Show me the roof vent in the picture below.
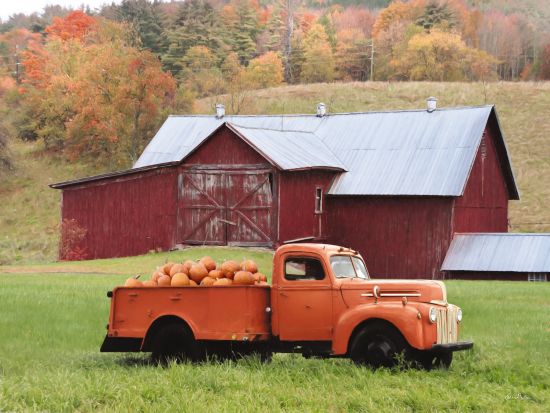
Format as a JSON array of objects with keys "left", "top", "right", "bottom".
[
  {"left": 426, "top": 97, "right": 437, "bottom": 113},
  {"left": 215, "top": 103, "right": 225, "bottom": 119},
  {"left": 316, "top": 102, "right": 326, "bottom": 117}
]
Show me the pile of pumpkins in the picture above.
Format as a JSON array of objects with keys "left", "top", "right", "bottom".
[{"left": 123, "top": 256, "right": 268, "bottom": 288}]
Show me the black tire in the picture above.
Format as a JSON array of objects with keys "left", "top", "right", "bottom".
[
  {"left": 151, "top": 323, "right": 200, "bottom": 365},
  {"left": 415, "top": 351, "right": 453, "bottom": 370},
  {"left": 350, "top": 323, "right": 409, "bottom": 368}
]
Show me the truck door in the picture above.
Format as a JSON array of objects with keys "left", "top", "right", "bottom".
[{"left": 276, "top": 255, "right": 333, "bottom": 341}]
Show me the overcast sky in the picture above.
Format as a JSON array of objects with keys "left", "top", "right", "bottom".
[{"left": 1, "top": 1, "right": 122, "bottom": 21}]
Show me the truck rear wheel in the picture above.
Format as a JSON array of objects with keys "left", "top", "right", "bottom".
[
  {"left": 350, "top": 323, "right": 408, "bottom": 368},
  {"left": 151, "top": 323, "right": 200, "bottom": 365}
]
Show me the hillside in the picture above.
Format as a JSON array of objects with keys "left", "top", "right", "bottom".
[{"left": 1, "top": 81, "right": 549, "bottom": 265}]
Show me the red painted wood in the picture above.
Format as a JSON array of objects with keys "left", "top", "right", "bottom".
[
  {"left": 177, "top": 169, "right": 275, "bottom": 246},
  {"left": 277, "top": 171, "right": 337, "bottom": 243},
  {"left": 60, "top": 168, "right": 177, "bottom": 260},
  {"left": 327, "top": 197, "right": 454, "bottom": 279},
  {"left": 184, "top": 127, "right": 268, "bottom": 166},
  {"left": 453, "top": 125, "right": 509, "bottom": 233}
]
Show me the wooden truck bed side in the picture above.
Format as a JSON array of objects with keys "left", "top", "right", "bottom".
[{"left": 107, "top": 285, "right": 272, "bottom": 343}]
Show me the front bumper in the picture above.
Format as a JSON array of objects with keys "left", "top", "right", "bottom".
[{"left": 431, "top": 341, "right": 473, "bottom": 353}]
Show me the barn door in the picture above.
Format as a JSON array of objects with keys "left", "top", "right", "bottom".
[
  {"left": 177, "top": 171, "right": 227, "bottom": 245},
  {"left": 227, "top": 171, "right": 274, "bottom": 246},
  {"left": 177, "top": 169, "right": 275, "bottom": 247}
]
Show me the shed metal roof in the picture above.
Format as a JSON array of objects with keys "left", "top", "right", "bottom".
[
  {"left": 228, "top": 124, "right": 346, "bottom": 171},
  {"left": 133, "top": 105, "right": 517, "bottom": 197},
  {"left": 441, "top": 233, "right": 550, "bottom": 273}
]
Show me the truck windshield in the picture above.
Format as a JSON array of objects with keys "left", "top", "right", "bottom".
[{"left": 330, "top": 256, "right": 369, "bottom": 279}]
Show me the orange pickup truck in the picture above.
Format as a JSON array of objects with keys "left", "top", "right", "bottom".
[{"left": 101, "top": 244, "right": 472, "bottom": 368}]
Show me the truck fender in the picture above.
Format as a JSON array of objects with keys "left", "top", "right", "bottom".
[
  {"left": 332, "top": 303, "right": 425, "bottom": 355},
  {"left": 141, "top": 314, "right": 198, "bottom": 352}
]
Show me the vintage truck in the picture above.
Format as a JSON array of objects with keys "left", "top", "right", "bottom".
[{"left": 101, "top": 243, "right": 473, "bottom": 368}]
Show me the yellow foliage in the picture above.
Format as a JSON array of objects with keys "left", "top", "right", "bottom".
[{"left": 246, "top": 51, "right": 284, "bottom": 88}]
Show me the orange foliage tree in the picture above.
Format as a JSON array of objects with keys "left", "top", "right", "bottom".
[
  {"left": 246, "top": 51, "right": 284, "bottom": 88},
  {"left": 18, "top": 13, "right": 176, "bottom": 167}
]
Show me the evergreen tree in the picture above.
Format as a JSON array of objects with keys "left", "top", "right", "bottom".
[
  {"left": 162, "top": 0, "right": 222, "bottom": 76},
  {"left": 416, "top": 1, "right": 455, "bottom": 32},
  {"left": 112, "top": 0, "right": 168, "bottom": 55}
]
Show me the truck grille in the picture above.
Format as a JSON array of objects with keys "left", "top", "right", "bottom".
[{"left": 436, "top": 306, "right": 458, "bottom": 344}]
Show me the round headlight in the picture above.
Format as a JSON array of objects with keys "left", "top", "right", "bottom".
[
  {"left": 429, "top": 307, "right": 437, "bottom": 323},
  {"left": 457, "top": 308, "right": 463, "bottom": 323}
]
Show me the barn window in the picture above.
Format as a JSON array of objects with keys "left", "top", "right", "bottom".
[
  {"left": 285, "top": 258, "right": 325, "bottom": 281},
  {"left": 315, "top": 187, "right": 323, "bottom": 214},
  {"left": 528, "top": 273, "right": 547, "bottom": 282}
]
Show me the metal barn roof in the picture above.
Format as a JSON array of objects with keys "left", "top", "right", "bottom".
[
  {"left": 134, "top": 105, "right": 517, "bottom": 197},
  {"left": 228, "top": 124, "right": 346, "bottom": 171},
  {"left": 442, "top": 233, "right": 550, "bottom": 273}
]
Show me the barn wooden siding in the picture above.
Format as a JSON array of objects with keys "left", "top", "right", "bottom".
[
  {"left": 327, "top": 197, "right": 454, "bottom": 279},
  {"left": 60, "top": 168, "right": 177, "bottom": 260},
  {"left": 453, "top": 123, "right": 509, "bottom": 233},
  {"left": 277, "top": 171, "right": 337, "bottom": 243}
]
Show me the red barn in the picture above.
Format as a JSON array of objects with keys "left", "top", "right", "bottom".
[{"left": 51, "top": 104, "right": 520, "bottom": 279}]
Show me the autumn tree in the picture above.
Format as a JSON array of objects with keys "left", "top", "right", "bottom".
[
  {"left": 17, "top": 12, "right": 176, "bottom": 167},
  {"left": 246, "top": 51, "right": 284, "bottom": 88},
  {"left": 301, "top": 23, "right": 335, "bottom": 83},
  {"left": 179, "top": 46, "right": 222, "bottom": 98},
  {"left": 335, "top": 28, "right": 371, "bottom": 81}
]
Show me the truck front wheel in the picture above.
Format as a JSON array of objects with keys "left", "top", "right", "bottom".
[
  {"left": 349, "top": 323, "right": 408, "bottom": 368},
  {"left": 151, "top": 323, "right": 201, "bottom": 364}
]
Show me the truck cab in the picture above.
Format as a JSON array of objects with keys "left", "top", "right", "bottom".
[{"left": 101, "top": 243, "right": 472, "bottom": 369}]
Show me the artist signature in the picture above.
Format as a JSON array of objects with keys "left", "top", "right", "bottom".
[{"left": 505, "top": 393, "right": 530, "bottom": 401}]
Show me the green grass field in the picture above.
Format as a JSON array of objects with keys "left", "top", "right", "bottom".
[{"left": 1, "top": 248, "right": 549, "bottom": 412}]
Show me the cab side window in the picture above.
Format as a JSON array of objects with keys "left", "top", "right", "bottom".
[{"left": 285, "top": 258, "right": 325, "bottom": 281}]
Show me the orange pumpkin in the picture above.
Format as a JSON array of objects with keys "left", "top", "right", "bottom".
[
  {"left": 182, "top": 260, "right": 195, "bottom": 275},
  {"left": 213, "top": 278, "right": 232, "bottom": 286},
  {"left": 254, "top": 272, "right": 268, "bottom": 282},
  {"left": 162, "top": 262, "right": 175, "bottom": 276},
  {"left": 157, "top": 274, "right": 171, "bottom": 286},
  {"left": 200, "top": 276, "right": 216, "bottom": 286},
  {"left": 233, "top": 271, "right": 255, "bottom": 285},
  {"left": 142, "top": 280, "right": 157, "bottom": 287},
  {"left": 189, "top": 263, "right": 209, "bottom": 283},
  {"left": 124, "top": 275, "right": 142, "bottom": 287},
  {"left": 221, "top": 260, "right": 239, "bottom": 279},
  {"left": 200, "top": 256, "right": 217, "bottom": 272},
  {"left": 169, "top": 263, "right": 185, "bottom": 277},
  {"left": 171, "top": 272, "right": 190, "bottom": 287},
  {"left": 151, "top": 271, "right": 163, "bottom": 283},
  {"left": 241, "top": 259, "right": 258, "bottom": 274},
  {"left": 208, "top": 269, "right": 223, "bottom": 279}
]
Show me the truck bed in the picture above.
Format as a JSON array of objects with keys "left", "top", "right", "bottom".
[{"left": 107, "top": 285, "right": 272, "bottom": 343}]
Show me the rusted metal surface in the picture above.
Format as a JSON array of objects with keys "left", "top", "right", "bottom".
[
  {"left": 442, "top": 233, "right": 550, "bottom": 272},
  {"left": 133, "top": 106, "right": 518, "bottom": 198}
]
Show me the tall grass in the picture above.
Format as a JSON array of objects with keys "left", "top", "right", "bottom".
[{"left": 1, "top": 252, "right": 549, "bottom": 412}]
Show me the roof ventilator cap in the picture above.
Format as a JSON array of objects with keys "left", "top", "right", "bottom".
[
  {"left": 317, "top": 102, "right": 326, "bottom": 117},
  {"left": 426, "top": 97, "right": 437, "bottom": 113},
  {"left": 215, "top": 103, "right": 225, "bottom": 119}
]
